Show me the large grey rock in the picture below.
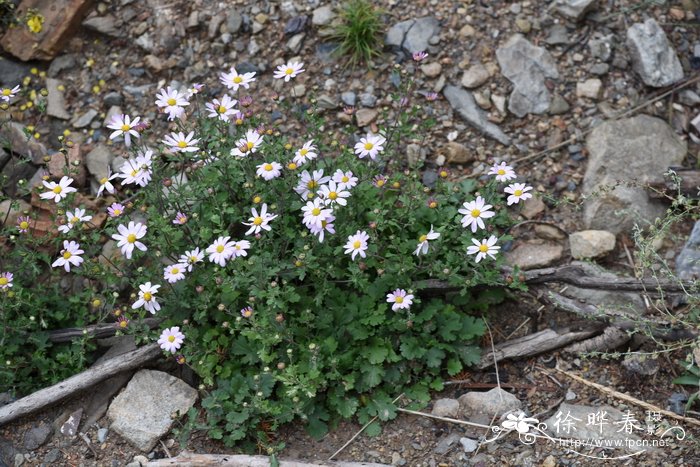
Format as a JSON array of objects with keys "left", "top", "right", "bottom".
[
  {"left": 459, "top": 388, "right": 522, "bottom": 419},
  {"left": 312, "top": 5, "right": 335, "bottom": 26},
  {"left": 496, "top": 34, "right": 559, "bottom": 117},
  {"left": 73, "top": 109, "right": 99, "bottom": 129},
  {"left": 544, "top": 403, "right": 642, "bottom": 452},
  {"left": 583, "top": 115, "right": 686, "bottom": 233},
  {"left": 676, "top": 221, "right": 700, "bottom": 280},
  {"left": 569, "top": 230, "right": 615, "bottom": 259},
  {"left": 505, "top": 241, "right": 563, "bottom": 270},
  {"left": 23, "top": 424, "right": 52, "bottom": 450},
  {"left": 0, "top": 57, "right": 30, "bottom": 87},
  {"left": 626, "top": 19, "right": 684, "bottom": 87},
  {"left": 554, "top": 0, "right": 598, "bottom": 21},
  {"left": 108, "top": 370, "right": 197, "bottom": 452},
  {"left": 45, "top": 78, "right": 70, "bottom": 120},
  {"left": 385, "top": 17, "right": 440, "bottom": 54},
  {"left": 431, "top": 398, "right": 460, "bottom": 418},
  {"left": 443, "top": 85, "right": 510, "bottom": 145},
  {"left": 0, "top": 122, "right": 48, "bottom": 164},
  {"left": 83, "top": 15, "right": 120, "bottom": 37}
]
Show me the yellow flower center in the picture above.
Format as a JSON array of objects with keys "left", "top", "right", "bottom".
[
  {"left": 497, "top": 169, "right": 505, "bottom": 175},
  {"left": 121, "top": 124, "right": 130, "bottom": 132},
  {"left": 52, "top": 186, "right": 62, "bottom": 194},
  {"left": 264, "top": 164, "right": 273, "bottom": 171},
  {"left": 341, "top": 176, "right": 349, "bottom": 183},
  {"left": 440, "top": 170, "right": 448, "bottom": 178},
  {"left": 130, "top": 169, "right": 138, "bottom": 177},
  {"left": 216, "top": 245, "right": 225, "bottom": 253},
  {"left": 514, "top": 189, "right": 523, "bottom": 196},
  {"left": 0, "top": 278, "right": 7, "bottom": 286},
  {"left": 364, "top": 142, "right": 374, "bottom": 150},
  {"left": 63, "top": 251, "right": 72, "bottom": 259},
  {"left": 126, "top": 234, "right": 137, "bottom": 243},
  {"left": 235, "top": 118, "right": 243, "bottom": 125},
  {"left": 190, "top": 255, "right": 198, "bottom": 262},
  {"left": 143, "top": 292, "right": 152, "bottom": 301},
  {"left": 100, "top": 177, "right": 108, "bottom": 184},
  {"left": 171, "top": 267, "right": 179, "bottom": 274},
  {"left": 471, "top": 209, "right": 481, "bottom": 218},
  {"left": 479, "top": 244, "right": 489, "bottom": 252},
  {"left": 287, "top": 162, "right": 297, "bottom": 170},
  {"left": 246, "top": 141, "right": 254, "bottom": 149},
  {"left": 253, "top": 217, "right": 263, "bottom": 225},
  {"left": 376, "top": 180, "right": 385, "bottom": 187},
  {"left": 19, "top": 221, "right": 29, "bottom": 230},
  {"left": 307, "top": 181, "right": 317, "bottom": 189},
  {"left": 395, "top": 296, "right": 404, "bottom": 304},
  {"left": 178, "top": 141, "right": 187, "bottom": 148},
  {"left": 253, "top": 196, "right": 262, "bottom": 203},
  {"left": 218, "top": 105, "right": 227, "bottom": 114},
  {"left": 285, "top": 68, "right": 294, "bottom": 75},
  {"left": 168, "top": 335, "right": 176, "bottom": 342},
  {"left": 113, "top": 209, "right": 122, "bottom": 216},
  {"left": 119, "top": 320, "right": 128, "bottom": 328},
  {"left": 235, "top": 245, "right": 241, "bottom": 250},
  {"left": 321, "top": 220, "right": 328, "bottom": 228},
  {"left": 419, "top": 235, "right": 428, "bottom": 243},
  {"left": 353, "top": 240, "right": 361, "bottom": 249},
  {"left": 1, "top": 89, "right": 10, "bottom": 96},
  {"left": 71, "top": 216, "right": 79, "bottom": 223},
  {"left": 167, "top": 98, "right": 177, "bottom": 106},
  {"left": 329, "top": 191, "right": 337, "bottom": 200},
  {"left": 311, "top": 208, "right": 321, "bottom": 216},
  {"left": 300, "top": 148, "right": 308, "bottom": 156},
  {"left": 233, "top": 76, "right": 243, "bottom": 83},
  {"left": 429, "top": 201, "right": 437, "bottom": 209}
]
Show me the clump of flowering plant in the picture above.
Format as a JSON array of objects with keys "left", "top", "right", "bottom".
[{"left": 0, "top": 53, "right": 535, "bottom": 452}]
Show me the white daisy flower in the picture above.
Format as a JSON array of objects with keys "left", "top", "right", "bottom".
[
  {"left": 273, "top": 61, "right": 305, "bottom": 81},
  {"left": 163, "top": 131, "right": 199, "bottom": 153},
  {"left": 344, "top": 230, "right": 369, "bottom": 261},
  {"left": 467, "top": 235, "right": 500, "bottom": 263},
  {"left": 51, "top": 240, "right": 84, "bottom": 272},
  {"left": 230, "top": 129, "right": 264, "bottom": 157},
  {"left": 292, "top": 140, "right": 318, "bottom": 166},
  {"left": 504, "top": 183, "right": 533, "bottom": 205},
  {"left": 354, "top": 133, "right": 386, "bottom": 160},
  {"left": 155, "top": 86, "right": 189, "bottom": 120},
  {"left": 386, "top": 289, "right": 414, "bottom": 311},
  {"left": 458, "top": 196, "right": 495, "bottom": 233},
  {"left": 488, "top": 162, "right": 516, "bottom": 182},
  {"left": 414, "top": 225, "right": 440, "bottom": 256},
  {"left": 58, "top": 208, "right": 92, "bottom": 234},
  {"left": 243, "top": 203, "right": 278, "bottom": 235},
  {"left": 256, "top": 161, "right": 283, "bottom": 181},
  {"left": 96, "top": 169, "right": 119, "bottom": 197},
  {"left": 107, "top": 114, "right": 140, "bottom": 147},
  {"left": 164, "top": 264, "right": 187, "bottom": 283},
  {"left": 308, "top": 215, "right": 335, "bottom": 243},
  {"left": 158, "top": 326, "right": 185, "bottom": 353},
  {"left": 205, "top": 94, "right": 238, "bottom": 122},
  {"left": 231, "top": 240, "right": 251, "bottom": 258},
  {"left": 302, "top": 198, "right": 333, "bottom": 228},
  {"left": 1, "top": 85, "right": 20, "bottom": 103},
  {"left": 295, "top": 169, "right": 331, "bottom": 200},
  {"left": 332, "top": 169, "right": 358, "bottom": 191},
  {"left": 220, "top": 67, "right": 256, "bottom": 92},
  {"left": 132, "top": 282, "right": 161, "bottom": 314},
  {"left": 318, "top": 180, "right": 351, "bottom": 206},
  {"left": 111, "top": 221, "right": 147, "bottom": 259},
  {"left": 40, "top": 176, "right": 77, "bottom": 203},
  {"left": 179, "top": 248, "right": 204, "bottom": 271},
  {"left": 206, "top": 236, "right": 236, "bottom": 266}
]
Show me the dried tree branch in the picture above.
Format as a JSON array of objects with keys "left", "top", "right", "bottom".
[
  {"left": 564, "top": 326, "right": 630, "bottom": 354},
  {"left": 147, "top": 453, "right": 390, "bottom": 467},
  {"left": 475, "top": 327, "right": 601, "bottom": 369},
  {"left": 48, "top": 318, "right": 162, "bottom": 343},
  {"left": 0, "top": 343, "right": 161, "bottom": 426}
]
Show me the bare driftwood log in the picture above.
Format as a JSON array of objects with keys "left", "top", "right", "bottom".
[
  {"left": 146, "top": 453, "right": 390, "bottom": 467},
  {"left": 476, "top": 327, "right": 600, "bottom": 369},
  {"left": 647, "top": 167, "right": 700, "bottom": 199},
  {"left": 543, "top": 291, "right": 699, "bottom": 341},
  {"left": 564, "top": 326, "right": 630, "bottom": 354},
  {"left": 0, "top": 343, "right": 161, "bottom": 426},
  {"left": 48, "top": 318, "right": 161, "bottom": 343},
  {"left": 416, "top": 264, "right": 696, "bottom": 295}
]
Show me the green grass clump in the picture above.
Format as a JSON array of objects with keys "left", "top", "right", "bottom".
[{"left": 330, "top": 0, "right": 384, "bottom": 67}]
